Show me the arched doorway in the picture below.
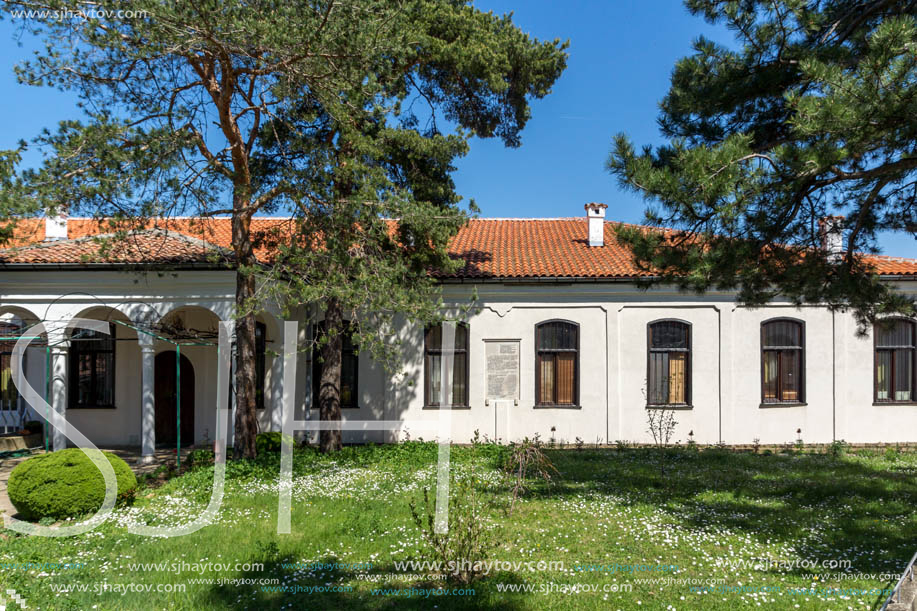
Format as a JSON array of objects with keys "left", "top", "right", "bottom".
[{"left": 155, "top": 352, "right": 194, "bottom": 446}]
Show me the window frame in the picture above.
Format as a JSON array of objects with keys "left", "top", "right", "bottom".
[
  {"left": 0, "top": 319, "right": 28, "bottom": 412},
  {"left": 68, "top": 322, "right": 116, "bottom": 409},
  {"left": 646, "top": 319, "right": 692, "bottom": 408},
  {"left": 534, "top": 319, "right": 580, "bottom": 408},
  {"left": 874, "top": 317, "right": 917, "bottom": 405},
  {"left": 424, "top": 322, "right": 470, "bottom": 409},
  {"left": 312, "top": 321, "right": 360, "bottom": 410},
  {"left": 760, "top": 318, "right": 806, "bottom": 407}
]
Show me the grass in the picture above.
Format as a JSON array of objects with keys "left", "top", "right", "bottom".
[{"left": 1, "top": 442, "right": 915, "bottom": 610}]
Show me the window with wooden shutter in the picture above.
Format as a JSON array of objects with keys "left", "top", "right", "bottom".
[
  {"left": 535, "top": 321, "right": 579, "bottom": 406},
  {"left": 875, "top": 319, "right": 916, "bottom": 403},
  {"left": 647, "top": 320, "right": 690, "bottom": 406},
  {"left": 761, "top": 319, "right": 805, "bottom": 404}
]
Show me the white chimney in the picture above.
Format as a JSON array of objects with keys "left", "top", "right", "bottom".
[
  {"left": 818, "top": 216, "right": 844, "bottom": 263},
  {"left": 44, "top": 213, "right": 68, "bottom": 241},
  {"left": 585, "top": 202, "right": 607, "bottom": 247}
]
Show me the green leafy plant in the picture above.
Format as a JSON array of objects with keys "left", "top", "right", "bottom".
[
  {"left": 187, "top": 449, "right": 215, "bottom": 469},
  {"left": 885, "top": 446, "right": 900, "bottom": 462},
  {"left": 647, "top": 406, "right": 678, "bottom": 447},
  {"left": 504, "top": 435, "right": 558, "bottom": 515},
  {"left": 409, "top": 467, "right": 497, "bottom": 584},
  {"left": 608, "top": 1, "right": 917, "bottom": 328},
  {"left": 829, "top": 439, "right": 849, "bottom": 458},
  {"left": 255, "top": 432, "right": 285, "bottom": 454},
  {"left": 8, "top": 449, "right": 137, "bottom": 520}
]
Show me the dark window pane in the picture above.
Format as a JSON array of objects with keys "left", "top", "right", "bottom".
[
  {"left": 877, "top": 320, "right": 914, "bottom": 348},
  {"left": 648, "top": 352, "right": 668, "bottom": 404},
  {"left": 780, "top": 350, "right": 799, "bottom": 401},
  {"left": 313, "top": 321, "right": 359, "bottom": 408},
  {"left": 651, "top": 322, "right": 687, "bottom": 349},
  {"left": 763, "top": 320, "right": 801, "bottom": 348},
  {"left": 453, "top": 353, "right": 467, "bottom": 405},
  {"left": 538, "top": 323, "right": 552, "bottom": 350},
  {"left": 341, "top": 352, "right": 356, "bottom": 408},
  {"left": 70, "top": 324, "right": 116, "bottom": 407},
  {"left": 78, "top": 353, "right": 93, "bottom": 405},
  {"left": 537, "top": 322, "right": 576, "bottom": 351},
  {"left": 426, "top": 325, "right": 441, "bottom": 351},
  {"left": 454, "top": 323, "right": 468, "bottom": 350},
  {"left": 894, "top": 349, "right": 913, "bottom": 401},
  {"left": 255, "top": 322, "right": 266, "bottom": 409}
]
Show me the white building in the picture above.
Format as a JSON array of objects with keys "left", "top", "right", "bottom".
[{"left": 0, "top": 206, "right": 915, "bottom": 460}]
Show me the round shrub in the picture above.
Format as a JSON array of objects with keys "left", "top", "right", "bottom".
[{"left": 7, "top": 449, "right": 137, "bottom": 521}]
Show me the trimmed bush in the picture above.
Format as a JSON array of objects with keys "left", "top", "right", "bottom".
[{"left": 7, "top": 449, "right": 137, "bottom": 521}]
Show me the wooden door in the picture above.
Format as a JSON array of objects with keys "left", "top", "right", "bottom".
[{"left": 154, "top": 352, "right": 195, "bottom": 446}]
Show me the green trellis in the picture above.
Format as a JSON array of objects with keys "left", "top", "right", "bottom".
[{"left": 1, "top": 318, "right": 217, "bottom": 467}]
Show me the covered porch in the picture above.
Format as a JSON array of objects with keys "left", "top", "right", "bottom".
[{"left": 0, "top": 297, "right": 287, "bottom": 464}]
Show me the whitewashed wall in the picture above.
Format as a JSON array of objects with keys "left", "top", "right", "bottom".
[{"left": 1, "top": 269, "right": 915, "bottom": 448}]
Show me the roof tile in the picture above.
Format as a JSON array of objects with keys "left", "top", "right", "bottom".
[{"left": 0, "top": 217, "right": 914, "bottom": 278}]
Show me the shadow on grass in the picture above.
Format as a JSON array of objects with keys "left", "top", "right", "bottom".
[
  {"left": 530, "top": 448, "right": 917, "bottom": 576},
  {"left": 201, "top": 552, "right": 528, "bottom": 610}
]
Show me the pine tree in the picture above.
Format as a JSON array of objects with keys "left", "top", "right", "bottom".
[
  {"left": 608, "top": 0, "right": 917, "bottom": 328},
  {"left": 1, "top": 1, "right": 567, "bottom": 454}
]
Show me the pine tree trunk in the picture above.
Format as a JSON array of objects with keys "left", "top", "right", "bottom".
[
  {"left": 233, "top": 210, "right": 258, "bottom": 459},
  {"left": 319, "top": 297, "right": 343, "bottom": 453}
]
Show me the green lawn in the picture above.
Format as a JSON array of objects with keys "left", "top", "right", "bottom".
[{"left": 1, "top": 442, "right": 915, "bottom": 610}]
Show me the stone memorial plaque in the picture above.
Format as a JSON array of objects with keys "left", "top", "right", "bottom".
[{"left": 485, "top": 340, "right": 520, "bottom": 400}]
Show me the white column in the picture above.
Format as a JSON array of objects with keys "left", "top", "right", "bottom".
[
  {"left": 50, "top": 344, "right": 68, "bottom": 451},
  {"left": 140, "top": 343, "right": 156, "bottom": 463},
  {"left": 268, "top": 340, "right": 283, "bottom": 432}
]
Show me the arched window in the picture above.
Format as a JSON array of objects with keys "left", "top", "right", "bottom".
[
  {"left": 875, "top": 319, "right": 916, "bottom": 403},
  {"left": 424, "top": 322, "right": 469, "bottom": 407},
  {"left": 761, "top": 319, "right": 805, "bottom": 404},
  {"left": 647, "top": 320, "right": 690, "bottom": 406},
  {"left": 535, "top": 321, "right": 579, "bottom": 406}
]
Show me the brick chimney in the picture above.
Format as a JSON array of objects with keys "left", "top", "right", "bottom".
[
  {"left": 818, "top": 216, "right": 844, "bottom": 263},
  {"left": 44, "top": 213, "right": 68, "bottom": 241},
  {"left": 585, "top": 202, "right": 607, "bottom": 247}
]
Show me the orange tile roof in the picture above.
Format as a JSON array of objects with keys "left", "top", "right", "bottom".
[
  {"left": 0, "top": 216, "right": 915, "bottom": 278},
  {"left": 0, "top": 228, "right": 233, "bottom": 266}
]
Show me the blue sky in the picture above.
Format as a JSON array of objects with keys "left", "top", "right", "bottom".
[{"left": 0, "top": 1, "right": 914, "bottom": 258}]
